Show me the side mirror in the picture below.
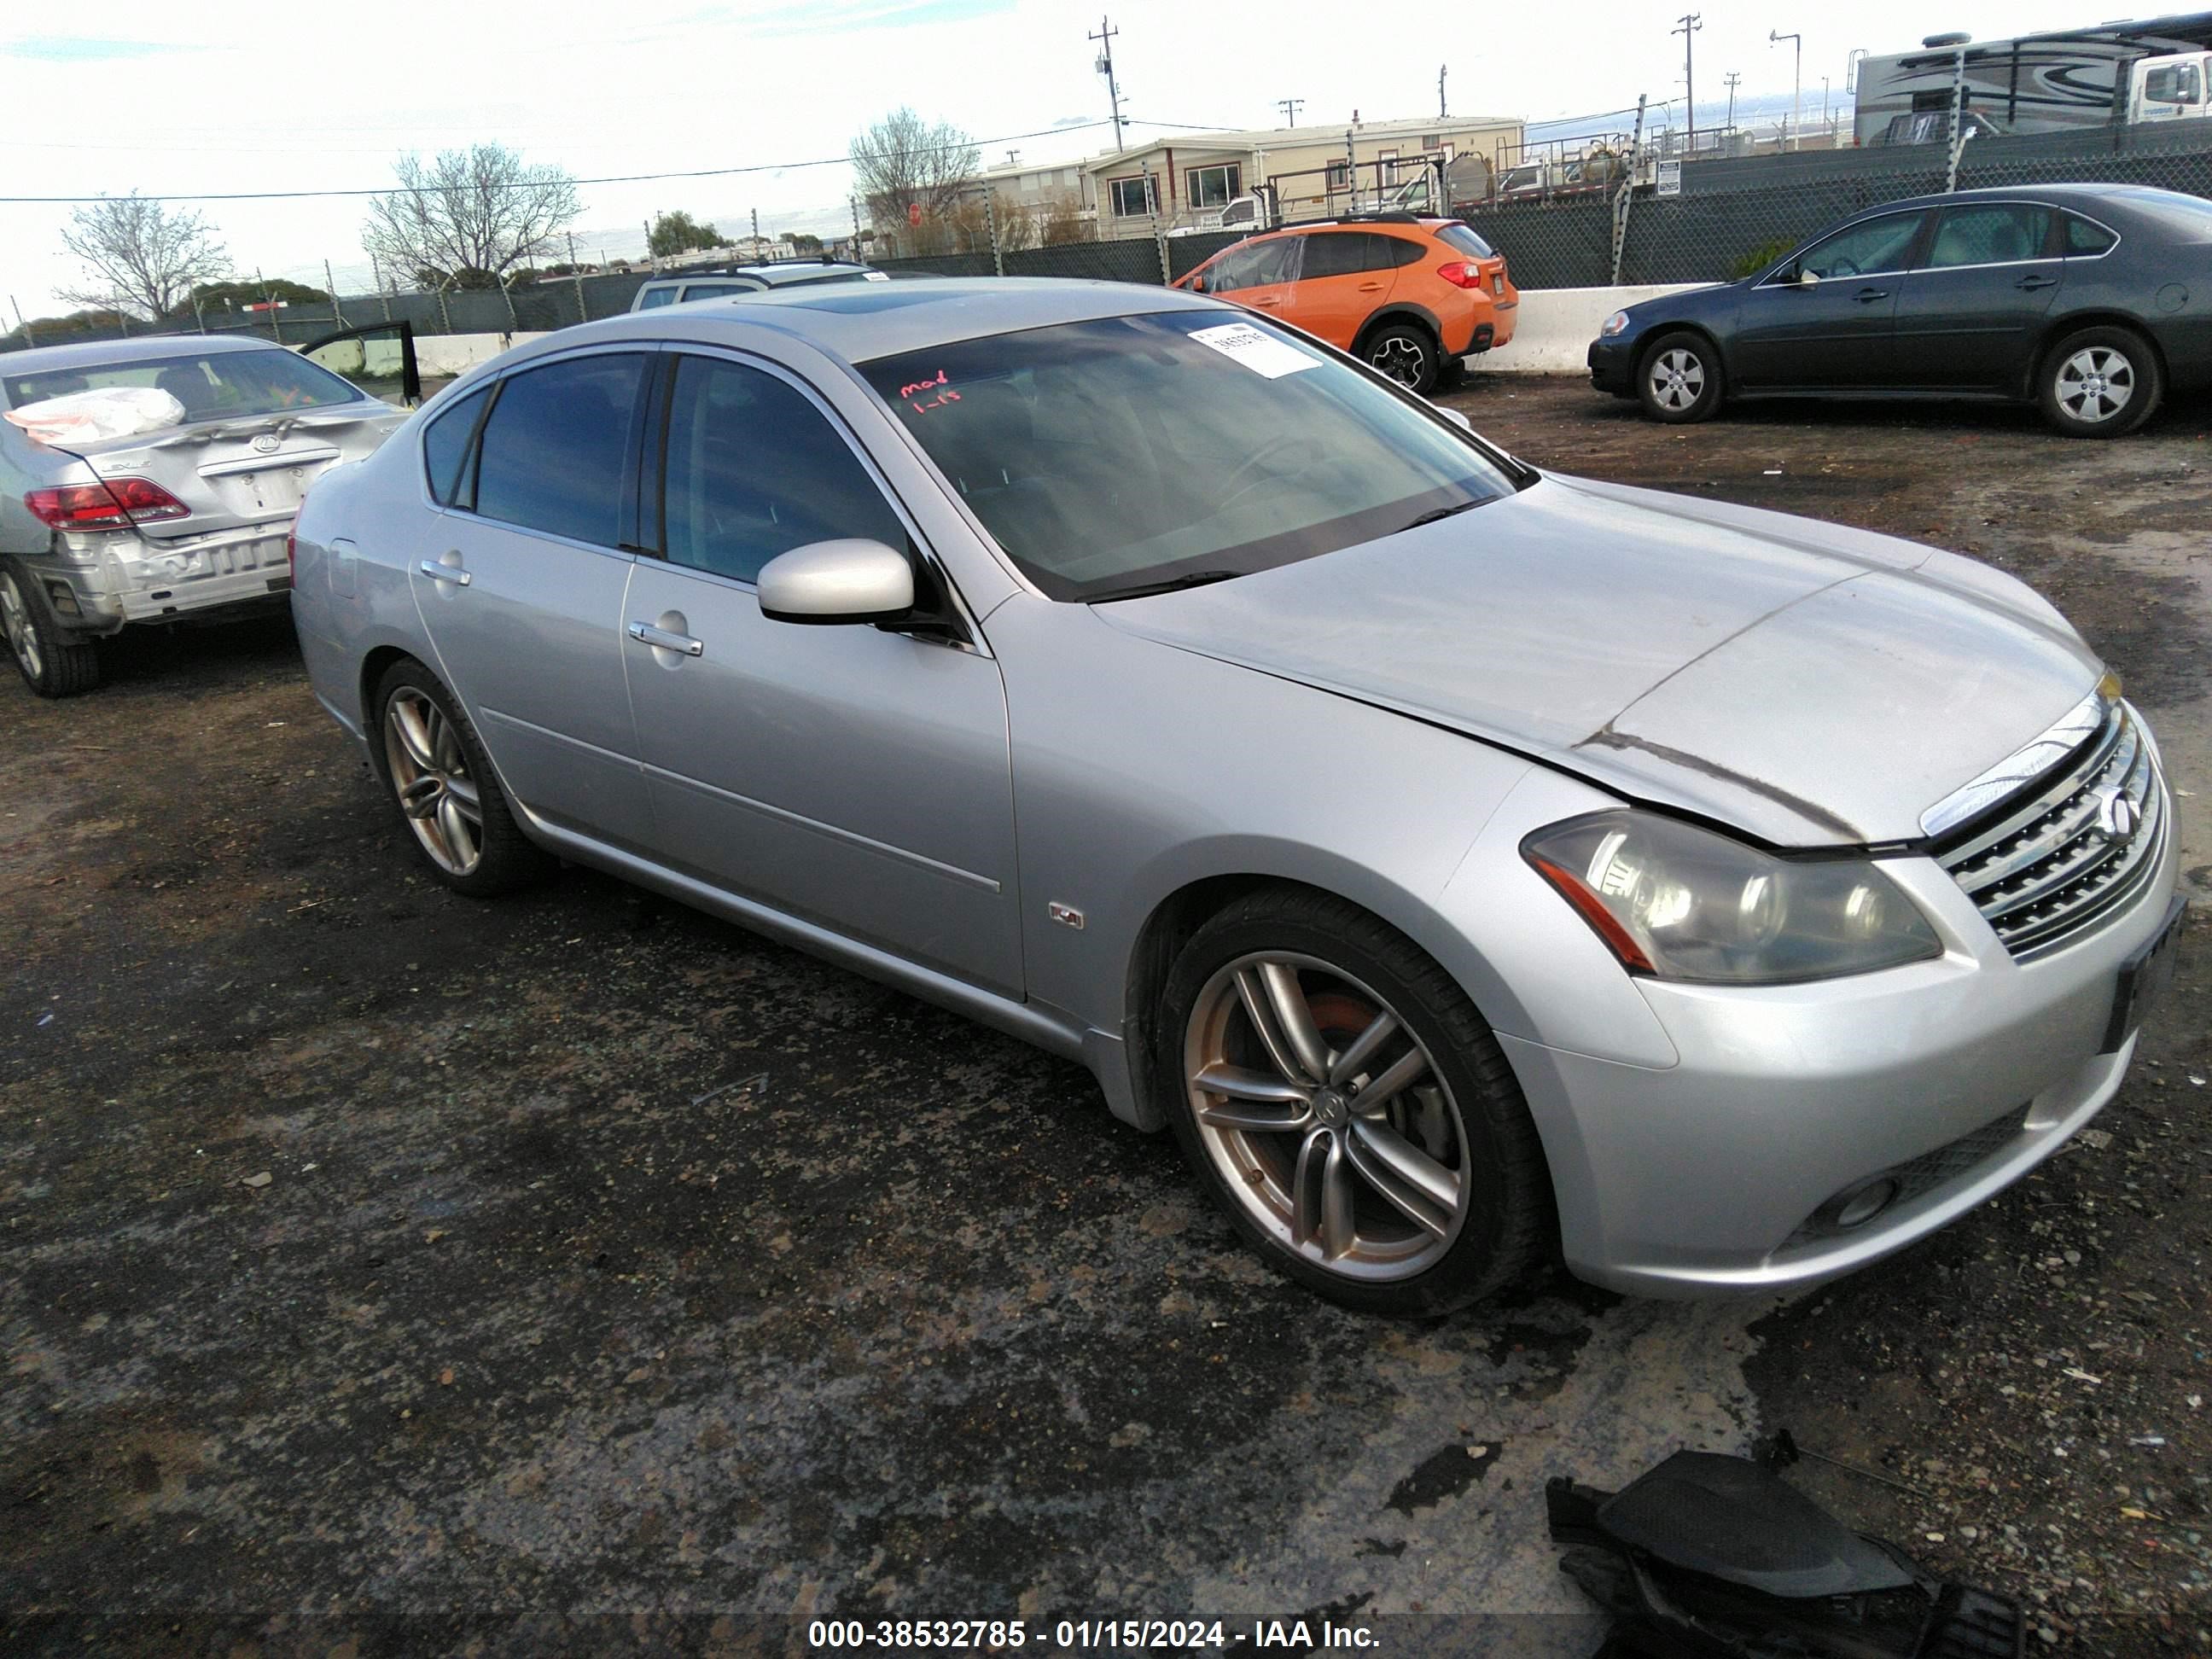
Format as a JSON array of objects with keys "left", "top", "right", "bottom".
[
  {"left": 1437, "top": 406, "right": 1474, "bottom": 431},
  {"left": 1794, "top": 266, "right": 1819, "bottom": 288},
  {"left": 757, "top": 538, "right": 915, "bottom": 626},
  {"left": 1189, "top": 274, "right": 1208, "bottom": 293}
]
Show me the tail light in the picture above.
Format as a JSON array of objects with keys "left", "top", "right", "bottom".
[
  {"left": 286, "top": 533, "right": 298, "bottom": 589},
  {"left": 24, "top": 477, "right": 190, "bottom": 531},
  {"left": 1435, "top": 260, "right": 1484, "bottom": 290}
]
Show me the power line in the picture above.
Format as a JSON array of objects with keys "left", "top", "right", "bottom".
[{"left": 0, "top": 116, "right": 1244, "bottom": 206}]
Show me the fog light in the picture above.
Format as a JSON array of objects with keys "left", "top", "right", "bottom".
[
  {"left": 1832, "top": 1178, "right": 1899, "bottom": 1230},
  {"left": 44, "top": 582, "right": 82, "bottom": 618}
]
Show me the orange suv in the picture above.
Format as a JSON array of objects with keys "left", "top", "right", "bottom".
[{"left": 1173, "top": 215, "right": 1516, "bottom": 394}]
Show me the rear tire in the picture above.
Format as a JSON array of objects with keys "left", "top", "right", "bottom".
[
  {"left": 1361, "top": 322, "right": 1441, "bottom": 395},
  {"left": 2038, "top": 325, "right": 2161, "bottom": 438},
  {"left": 1637, "top": 330, "right": 1724, "bottom": 423},
  {"left": 0, "top": 562, "right": 102, "bottom": 698},
  {"left": 370, "top": 659, "right": 550, "bottom": 897},
  {"left": 1155, "top": 886, "right": 1550, "bottom": 1316}
]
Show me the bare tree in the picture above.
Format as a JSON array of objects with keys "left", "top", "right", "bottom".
[
  {"left": 848, "top": 108, "right": 981, "bottom": 253},
  {"left": 362, "top": 144, "right": 581, "bottom": 291},
  {"left": 59, "top": 194, "right": 229, "bottom": 320}
]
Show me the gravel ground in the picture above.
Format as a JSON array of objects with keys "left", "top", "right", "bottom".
[{"left": 1, "top": 374, "right": 2205, "bottom": 1656}]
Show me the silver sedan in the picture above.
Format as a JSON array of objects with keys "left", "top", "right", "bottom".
[
  {"left": 289, "top": 280, "right": 2181, "bottom": 1313},
  {"left": 1, "top": 333, "right": 406, "bottom": 696}
]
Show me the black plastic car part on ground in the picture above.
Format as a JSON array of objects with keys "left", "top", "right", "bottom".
[
  {"left": 1549, "top": 1450, "right": 2025, "bottom": 1657},
  {"left": 1587, "top": 183, "right": 2212, "bottom": 437}
]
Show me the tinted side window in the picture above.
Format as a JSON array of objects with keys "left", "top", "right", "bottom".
[
  {"left": 2064, "top": 214, "right": 2119, "bottom": 256},
  {"left": 473, "top": 354, "right": 647, "bottom": 548},
  {"left": 422, "top": 385, "right": 490, "bottom": 506},
  {"left": 1796, "top": 212, "right": 1925, "bottom": 280},
  {"left": 637, "top": 286, "right": 679, "bottom": 309},
  {"left": 1924, "top": 204, "right": 2052, "bottom": 268},
  {"left": 661, "top": 357, "right": 906, "bottom": 585},
  {"left": 1387, "top": 235, "right": 1428, "bottom": 268},
  {"left": 1300, "top": 232, "right": 1370, "bottom": 280}
]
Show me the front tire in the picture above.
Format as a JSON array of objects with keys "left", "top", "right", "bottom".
[
  {"left": 1637, "top": 331, "right": 1724, "bottom": 423},
  {"left": 2039, "top": 325, "right": 2161, "bottom": 438},
  {"left": 0, "top": 563, "right": 102, "bottom": 698},
  {"left": 370, "top": 659, "right": 549, "bottom": 896},
  {"left": 1156, "top": 887, "right": 1550, "bottom": 1315},
  {"left": 1362, "top": 322, "right": 1441, "bottom": 395}
]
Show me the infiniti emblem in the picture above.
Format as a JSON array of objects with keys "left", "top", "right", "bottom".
[
  {"left": 2093, "top": 785, "right": 2139, "bottom": 846},
  {"left": 252, "top": 433, "right": 281, "bottom": 454}
]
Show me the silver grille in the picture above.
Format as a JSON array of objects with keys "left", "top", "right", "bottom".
[{"left": 1934, "top": 701, "right": 2166, "bottom": 961}]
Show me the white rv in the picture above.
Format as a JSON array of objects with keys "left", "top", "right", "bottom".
[{"left": 1853, "top": 12, "right": 2212, "bottom": 143}]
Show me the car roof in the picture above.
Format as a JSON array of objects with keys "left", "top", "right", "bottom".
[
  {"left": 497, "top": 277, "right": 1216, "bottom": 371},
  {"left": 643, "top": 261, "right": 873, "bottom": 287},
  {"left": 0, "top": 332, "right": 280, "bottom": 375},
  {"left": 1832, "top": 182, "right": 2182, "bottom": 218}
]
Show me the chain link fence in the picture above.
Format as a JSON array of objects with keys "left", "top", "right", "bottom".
[
  {"left": 1465, "top": 120, "right": 2212, "bottom": 291},
  {"left": 13, "top": 121, "right": 2212, "bottom": 356}
]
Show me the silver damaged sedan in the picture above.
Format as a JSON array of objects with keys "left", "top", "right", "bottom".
[
  {"left": 3, "top": 335, "right": 407, "bottom": 696},
  {"left": 290, "top": 280, "right": 2182, "bottom": 1313}
]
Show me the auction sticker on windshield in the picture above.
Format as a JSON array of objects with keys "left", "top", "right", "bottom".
[{"left": 1189, "top": 322, "right": 1318, "bottom": 379}]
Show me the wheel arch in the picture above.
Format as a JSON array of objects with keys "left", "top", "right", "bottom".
[
  {"left": 2026, "top": 311, "right": 2169, "bottom": 400},
  {"left": 1121, "top": 864, "right": 1521, "bottom": 1138},
  {"left": 1351, "top": 303, "right": 1446, "bottom": 356},
  {"left": 1636, "top": 320, "right": 1731, "bottom": 386}
]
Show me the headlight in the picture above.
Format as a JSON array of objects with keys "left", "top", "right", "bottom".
[
  {"left": 1521, "top": 810, "right": 1942, "bottom": 984},
  {"left": 1599, "top": 310, "right": 1631, "bottom": 337}
]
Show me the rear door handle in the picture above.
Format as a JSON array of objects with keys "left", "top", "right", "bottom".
[
  {"left": 417, "top": 560, "right": 471, "bottom": 586},
  {"left": 2016, "top": 273, "right": 2058, "bottom": 291},
  {"left": 628, "top": 620, "right": 704, "bottom": 657},
  {"left": 1357, "top": 281, "right": 1385, "bottom": 292},
  {"left": 1854, "top": 287, "right": 1889, "bottom": 304}
]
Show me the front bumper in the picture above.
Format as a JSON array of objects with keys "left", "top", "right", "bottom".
[
  {"left": 1500, "top": 817, "right": 2181, "bottom": 1299},
  {"left": 30, "top": 523, "right": 293, "bottom": 635},
  {"left": 1587, "top": 333, "right": 1635, "bottom": 395}
]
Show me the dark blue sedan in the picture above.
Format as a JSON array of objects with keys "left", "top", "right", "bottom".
[{"left": 1587, "top": 183, "right": 2212, "bottom": 437}]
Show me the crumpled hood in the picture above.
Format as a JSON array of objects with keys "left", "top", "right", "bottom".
[{"left": 1096, "top": 473, "right": 2103, "bottom": 846}]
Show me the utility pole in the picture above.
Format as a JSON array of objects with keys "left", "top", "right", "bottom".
[
  {"left": 325, "top": 259, "right": 344, "bottom": 329},
  {"left": 1724, "top": 70, "right": 1741, "bottom": 134},
  {"left": 1278, "top": 96, "right": 1304, "bottom": 127},
  {"left": 1090, "top": 16, "right": 1126, "bottom": 150},
  {"left": 751, "top": 206, "right": 760, "bottom": 258},
  {"left": 1672, "top": 14, "right": 1703, "bottom": 151},
  {"left": 1438, "top": 63, "right": 1447, "bottom": 119},
  {"left": 1771, "top": 30, "right": 1803, "bottom": 150}
]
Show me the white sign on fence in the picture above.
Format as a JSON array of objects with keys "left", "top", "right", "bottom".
[{"left": 1656, "top": 159, "right": 1682, "bottom": 197}]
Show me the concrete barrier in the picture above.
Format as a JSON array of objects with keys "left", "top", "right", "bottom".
[{"left": 1479, "top": 283, "right": 1712, "bottom": 374}]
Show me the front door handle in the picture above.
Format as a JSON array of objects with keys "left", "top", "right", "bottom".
[
  {"left": 1250, "top": 295, "right": 1281, "bottom": 307},
  {"left": 628, "top": 620, "right": 704, "bottom": 657},
  {"left": 417, "top": 560, "right": 471, "bottom": 586},
  {"left": 1854, "top": 287, "right": 1890, "bottom": 304},
  {"left": 1357, "top": 281, "right": 1385, "bottom": 292},
  {"left": 2016, "top": 273, "right": 2058, "bottom": 291}
]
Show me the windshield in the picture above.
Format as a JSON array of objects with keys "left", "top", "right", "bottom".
[
  {"left": 859, "top": 311, "right": 1516, "bottom": 601},
  {"left": 4, "top": 348, "right": 364, "bottom": 420}
]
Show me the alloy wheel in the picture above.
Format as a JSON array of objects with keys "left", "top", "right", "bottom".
[
  {"left": 382, "top": 690, "right": 484, "bottom": 876},
  {"left": 1370, "top": 336, "right": 1429, "bottom": 387},
  {"left": 2055, "top": 346, "right": 2134, "bottom": 424},
  {"left": 1648, "top": 348, "right": 1706, "bottom": 412},
  {"left": 0, "top": 572, "right": 43, "bottom": 681},
  {"left": 1182, "top": 952, "right": 1471, "bottom": 1279}
]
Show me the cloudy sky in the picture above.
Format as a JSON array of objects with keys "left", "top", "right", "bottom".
[{"left": 0, "top": 0, "right": 2110, "bottom": 318}]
